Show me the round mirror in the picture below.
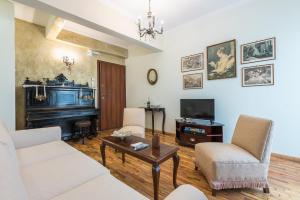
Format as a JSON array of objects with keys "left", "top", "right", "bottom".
[{"left": 147, "top": 68, "right": 158, "bottom": 85}]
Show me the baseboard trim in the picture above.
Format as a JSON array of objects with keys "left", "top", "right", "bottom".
[{"left": 272, "top": 153, "right": 300, "bottom": 163}]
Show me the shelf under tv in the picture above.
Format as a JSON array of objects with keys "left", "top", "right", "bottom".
[{"left": 175, "top": 119, "right": 224, "bottom": 147}]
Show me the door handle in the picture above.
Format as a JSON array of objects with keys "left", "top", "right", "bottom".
[{"left": 101, "top": 96, "right": 105, "bottom": 100}]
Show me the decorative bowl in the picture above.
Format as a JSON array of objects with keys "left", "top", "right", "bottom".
[{"left": 111, "top": 130, "right": 131, "bottom": 141}]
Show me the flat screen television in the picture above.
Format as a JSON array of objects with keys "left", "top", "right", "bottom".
[{"left": 180, "top": 99, "right": 215, "bottom": 120}]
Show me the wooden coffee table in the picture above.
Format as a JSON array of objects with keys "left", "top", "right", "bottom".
[{"left": 99, "top": 135, "right": 180, "bottom": 200}]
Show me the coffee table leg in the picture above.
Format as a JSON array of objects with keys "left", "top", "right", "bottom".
[
  {"left": 151, "top": 110, "right": 155, "bottom": 135},
  {"left": 162, "top": 109, "right": 166, "bottom": 134},
  {"left": 100, "top": 143, "right": 106, "bottom": 166},
  {"left": 173, "top": 154, "right": 179, "bottom": 188},
  {"left": 152, "top": 164, "right": 160, "bottom": 200}
]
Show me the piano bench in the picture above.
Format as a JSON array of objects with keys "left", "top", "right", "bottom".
[{"left": 74, "top": 120, "right": 92, "bottom": 144}]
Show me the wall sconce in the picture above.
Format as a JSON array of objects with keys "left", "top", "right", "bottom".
[{"left": 63, "top": 56, "right": 75, "bottom": 74}]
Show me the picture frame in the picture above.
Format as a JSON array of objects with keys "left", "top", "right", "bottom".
[
  {"left": 183, "top": 73, "right": 203, "bottom": 89},
  {"left": 242, "top": 64, "right": 274, "bottom": 87},
  {"left": 181, "top": 53, "right": 204, "bottom": 72},
  {"left": 147, "top": 68, "right": 158, "bottom": 85},
  {"left": 241, "top": 37, "right": 276, "bottom": 64},
  {"left": 207, "top": 40, "right": 237, "bottom": 80}
]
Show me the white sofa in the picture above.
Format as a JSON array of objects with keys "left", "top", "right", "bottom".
[{"left": 0, "top": 121, "right": 207, "bottom": 200}]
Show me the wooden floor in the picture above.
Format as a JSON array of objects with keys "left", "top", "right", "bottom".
[{"left": 69, "top": 131, "right": 300, "bottom": 200}]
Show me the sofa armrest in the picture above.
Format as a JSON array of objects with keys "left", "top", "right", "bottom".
[
  {"left": 11, "top": 127, "right": 62, "bottom": 149},
  {"left": 164, "top": 185, "right": 207, "bottom": 200}
]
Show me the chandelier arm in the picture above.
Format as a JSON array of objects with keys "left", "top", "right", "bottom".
[
  {"left": 154, "top": 29, "right": 163, "bottom": 34},
  {"left": 140, "top": 31, "right": 147, "bottom": 38},
  {"left": 152, "top": 32, "right": 156, "bottom": 39},
  {"left": 139, "top": 27, "right": 147, "bottom": 32}
]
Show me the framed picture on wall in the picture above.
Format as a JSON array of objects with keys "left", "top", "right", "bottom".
[
  {"left": 183, "top": 73, "right": 203, "bottom": 89},
  {"left": 181, "top": 53, "right": 204, "bottom": 72},
  {"left": 207, "top": 40, "right": 237, "bottom": 80},
  {"left": 242, "top": 64, "right": 274, "bottom": 87},
  {"left": 241, "top": 37, "right": 276, "bottom": 64}
]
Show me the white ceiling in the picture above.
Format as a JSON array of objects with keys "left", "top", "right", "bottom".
[
  {"left": 14, "top": 0, "right": 250, "bottom": 50},
  {"left": 97, "top": 0, "right": 250, "bottom": 30},
  {"left": 14, "top": 2, "right": 50, "bottom": 27},
  {"left": 14, "top": 2, "right": 131, "bottom": 48}
]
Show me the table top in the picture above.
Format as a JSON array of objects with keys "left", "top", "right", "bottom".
[
  {"left": 100, "top": 136, "right": 179, "bottom": 165},
  {"left": 140, "top": 107, "right": 165, "bottom": 111},
  {"left": 176, "top": 119, "right": 224, "bottom": 127}
]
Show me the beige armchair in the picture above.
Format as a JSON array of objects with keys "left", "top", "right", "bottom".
[
  {"left": 195, "top": 115, "right": 273, "bottom": 196},
  {"left": 119, "top": 108, "right": 145, "bottom": 138}
]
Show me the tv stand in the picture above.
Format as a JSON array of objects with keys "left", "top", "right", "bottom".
[{"left": 176, "top": 119, "right": 223, "bottom": 147}]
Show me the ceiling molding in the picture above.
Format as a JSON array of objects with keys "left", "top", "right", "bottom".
[
  {"left": 14, "top": 2, "right": 131, "bottom": 49},
  {"left": 13, "top": 0, "right": 163, "bottom": 52},
  {"left": 45, "top": 16, "right": 65, "bottom": 40},
  {"left": 57, "top": 29, "right": 128, "bottom": 58}
]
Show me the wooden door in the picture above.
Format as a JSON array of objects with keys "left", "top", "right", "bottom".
[{"left": 98, "top": 61, "right": 125, "bottom": 130}]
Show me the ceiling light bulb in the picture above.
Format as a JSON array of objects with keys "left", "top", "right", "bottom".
[{"left": 160, "top": 20, "right": 164, "bottom": 25}]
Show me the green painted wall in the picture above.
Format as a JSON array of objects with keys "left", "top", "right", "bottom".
[{"left": 15, "top": 19, "right": 125, "bottom": 129}]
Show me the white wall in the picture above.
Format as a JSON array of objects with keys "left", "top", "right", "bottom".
[
  {"left": 126, "top": 0, "right": 300, "bottom": 157},
  {"left": 0, "top": 0, "right": 15, "bottom": 130}
]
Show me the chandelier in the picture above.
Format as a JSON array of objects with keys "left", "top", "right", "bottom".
[{"left": 137, "top": 0, "right": 164, "bottom": 39}]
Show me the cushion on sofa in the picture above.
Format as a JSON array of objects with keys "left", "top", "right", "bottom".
[
  {"left": 0, "top": 143, "right": 28, "bottom": 200},
  {"left": 0, "top": 121, "right": 28, "bottom": 200},
  {"left": 21, "top": 151, "right": 109, "bottom": 200},
  {"left": 231, "top": 115, "right": 272, "bottom": 161},
  {"left": 195, "top": 142, "right": 268, "bottom": 183},
  {"left": 164, "top": 185, "right": 208, "bottom": 200},
  {"left": 51, "top": 174, "right": 148, "bottom": 200},
  {"left": 12, "top": 127, "right": 61, "bottom": 149},
  {"left": 0, "top": 121, "right": 16, "bottom": 156},
  {"left": 17, "top": 141, "right": 77, "bottom": 167}
]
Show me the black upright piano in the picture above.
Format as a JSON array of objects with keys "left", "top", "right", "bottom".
[{"left": 24, "top": 74, "right": 99, "bottom": 140}]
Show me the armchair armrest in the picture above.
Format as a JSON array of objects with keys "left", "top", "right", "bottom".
[
  {"left": 164, "top": 185, "right": 207, "bottom": 200},
  {"left": 11, "top": 127, "right": 62, "bottom": 149}
]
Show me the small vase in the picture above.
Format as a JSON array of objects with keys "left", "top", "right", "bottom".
[{"left": 152, "top": 133, "right": 160, "bottom": 149}]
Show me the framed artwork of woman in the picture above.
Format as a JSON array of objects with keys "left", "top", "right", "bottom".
[{"left": 207, "top": 40, "right": 237, "bottom": 80}]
